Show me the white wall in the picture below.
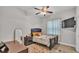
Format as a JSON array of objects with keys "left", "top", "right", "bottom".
[
  {"left": 0, "top": 7, "right": 41, "bottom": 42},
  {"left": 60, "top": 8, "right": 76, "bottom": 47},
  {"left": 41, "top": 7, "right": 76, "bottom": 47},
  {"left": 76, "top": 7, "right": 79, "bottom": 52}
]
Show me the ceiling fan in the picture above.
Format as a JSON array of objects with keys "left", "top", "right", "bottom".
[{"left": 34, "top": 6, "right": 53, "bottom": 16}]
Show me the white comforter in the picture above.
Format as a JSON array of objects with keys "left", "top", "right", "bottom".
[{"left": 33, "top": 35, "right": 56, "bottom": 47}]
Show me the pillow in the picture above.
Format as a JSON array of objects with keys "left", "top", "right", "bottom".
[{"left": 32, "top": 32, "right": 42, "bottom": 37}]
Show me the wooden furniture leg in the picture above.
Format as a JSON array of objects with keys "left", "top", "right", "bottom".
[{"left": 49, "top": 38, "right": 55, "bottom": 50}]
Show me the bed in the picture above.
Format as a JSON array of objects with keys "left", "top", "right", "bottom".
[
  {"left": 31, "top": 28, "right": 58, "bottom": 49},
  {"left": 33, "top": 35, "right": 58, "bottom": 49}
]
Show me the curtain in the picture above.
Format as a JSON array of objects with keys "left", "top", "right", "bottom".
[{"left": 47, "top": 19, "right": 61, "bottom": 35}]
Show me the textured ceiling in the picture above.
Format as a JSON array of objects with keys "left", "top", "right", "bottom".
[
  {"left": 15, "top": 6, "right": 75, "bottom": 17},
  {"left": 17, "top": 6, "right": 75, "bottom": 13}
]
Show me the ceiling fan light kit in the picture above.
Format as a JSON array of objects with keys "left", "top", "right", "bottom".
[{"left": 34, "top": 6, "right": 53, "bottom": 16}]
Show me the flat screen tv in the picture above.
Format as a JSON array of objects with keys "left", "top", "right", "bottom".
[{"left": 62, "top": 17, "right": 76, "bottom": 28}]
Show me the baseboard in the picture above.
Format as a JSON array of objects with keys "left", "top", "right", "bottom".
[
  {"left": 59, "top": 42, "right": 75, "bottom": 48},
  {"left": 1, "top": 39, "right": 13, "bottom": 43}
]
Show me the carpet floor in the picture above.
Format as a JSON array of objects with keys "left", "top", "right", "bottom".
[{"left": 27, "top": 43, "right": 76, "bottom": 53}]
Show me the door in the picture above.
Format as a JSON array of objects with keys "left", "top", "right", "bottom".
[{"left": 14, "top": 29, "right": 23, "bottom": 44}]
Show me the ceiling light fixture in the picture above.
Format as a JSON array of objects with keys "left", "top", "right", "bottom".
[{"left": 34, "top": 6, "right": 53, "bottom": 16}]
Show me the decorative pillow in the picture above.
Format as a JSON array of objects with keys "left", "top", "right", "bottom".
[{"left": 32, "top": 32, "right": 42, "bottom": 37}]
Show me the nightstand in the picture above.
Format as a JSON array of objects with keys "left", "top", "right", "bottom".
[{"left": 24, "top": 36, "right": 33, "bottom": 46}]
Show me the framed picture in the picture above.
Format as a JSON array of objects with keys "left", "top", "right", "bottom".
[{"left": 62, "top": 17, "right": 76, "bottom": 28}]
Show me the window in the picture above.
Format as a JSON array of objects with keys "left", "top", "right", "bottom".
[{"left": 47, "top": 19, "right": 61, "bottom": 35}]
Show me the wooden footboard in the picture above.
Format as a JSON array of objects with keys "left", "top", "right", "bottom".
[{"left": 49, "top": 36, "right": 58, "bottom": 50}]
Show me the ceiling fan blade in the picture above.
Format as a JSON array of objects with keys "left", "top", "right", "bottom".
[
  {"left": 34, "top": 8, "right": 40, "bottom": 10},
  {"left": 46, "top": 6, "right": 49, "bottom": 8},
  {"left": 47, "top": 11, "right": 53, "bottom": 13},
  {"left": 35, "top": 12, "right": 40, "bottom": 15},
  {"left": 44, "top": 14, "right": 46, "bottom": 16}
]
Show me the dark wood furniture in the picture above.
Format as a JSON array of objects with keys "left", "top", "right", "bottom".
[
  {"left": 49, "top": 36, "right": 58, "bottom": 50},
  {"left": 54, "top": 36, "right": 58, "bottom": 44},
  {"left": 24, "top": 36, "right": 33, "bottom": 46}
]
